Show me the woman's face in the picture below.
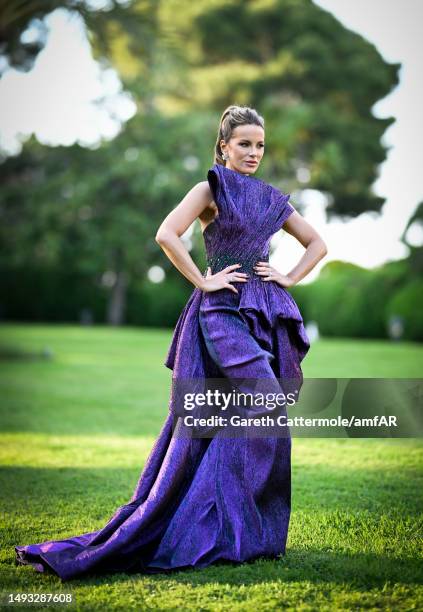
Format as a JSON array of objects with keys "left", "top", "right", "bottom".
[{"left": 220, "top": 124, "right": 265, "bottom": 175}]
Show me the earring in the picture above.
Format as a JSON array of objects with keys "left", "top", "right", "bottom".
[{"left": 222, "top": 152, "right": 227, "bottom": 161}]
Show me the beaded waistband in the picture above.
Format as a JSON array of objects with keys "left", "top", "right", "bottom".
[{"left": 204, "top": 252, "right": 269, "bottom": 276}]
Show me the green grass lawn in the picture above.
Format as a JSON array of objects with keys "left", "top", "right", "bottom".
[{"left": 0, "top": 324, "right": 422, "bottom": 611}]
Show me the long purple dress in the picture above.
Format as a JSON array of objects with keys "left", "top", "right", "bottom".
[{"left": 14, "top": 162, "right": 310, "bottom": 581}]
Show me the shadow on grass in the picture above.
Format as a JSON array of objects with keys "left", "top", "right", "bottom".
[
  {"left": 2, "top": 464, "right": 421, "bottom": 516},
  {"left": 8, "top": 548, "right": 422, "bottom": 590},
  {"left": 124, "top": 547, "right": 423, "bottom": 588},
  {"left": 0, "top": 344, "right": 54, "bottom": 361},
  {"left": 3, "top": 465, "right": 422, "bottom": 590}
]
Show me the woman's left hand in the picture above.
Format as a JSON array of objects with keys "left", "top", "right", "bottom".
[{"left": 253, "top": 261, "right": 296, "bottom": 288}]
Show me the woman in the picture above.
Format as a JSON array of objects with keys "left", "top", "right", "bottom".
[{"left": 15, "top": 105, "right": 327, "bottom": 581}]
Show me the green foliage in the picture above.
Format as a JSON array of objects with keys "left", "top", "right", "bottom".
[
  {"left": 400, "top": 201, "right": 423, "bottom": 276},
  {"left": 0, "top": 265, "right": 107, "bottom": 322},
  {"left": 0, "top": 1, "right": 145, "bottom": 76},
  {"left": 0, "top": 111, "right": 217, "bottom": 323},
  {"left": 386, "top": 279, "right": 423, "bottom": 341},
  {"left": 184, "top": 0, "right": 400, "bottom": 215},
  {"left": 0, "top": 263, "right": 194, "bottom": 327},
  {"left": 0, "top": 0, "right": 405, "bottom": 326},
  {"left": 301, "top": 258, "right": 422, "bottom": 341},
  {"left": 126, "top": 276, "right": 193, "bottom": 327}
]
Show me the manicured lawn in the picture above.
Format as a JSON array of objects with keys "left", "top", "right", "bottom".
[{"left": 1, "top": 324, "right": 422, "bottom": 610}]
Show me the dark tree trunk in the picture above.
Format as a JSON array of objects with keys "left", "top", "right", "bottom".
[{"left": 107, "top": 269, "right": 128, "bottom": 326}]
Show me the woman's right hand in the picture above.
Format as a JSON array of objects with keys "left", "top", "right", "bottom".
[{"left": 201, "top": 264, "right": 249, "bottom": 294}]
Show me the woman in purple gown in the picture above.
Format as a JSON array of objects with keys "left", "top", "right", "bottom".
[{"left": 15, "top": 105, "right": 327, "bottom": 581}]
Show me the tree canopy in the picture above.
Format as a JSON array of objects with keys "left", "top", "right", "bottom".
[{"left": 0, "top": 0, "right": 404, "bottom": 325}]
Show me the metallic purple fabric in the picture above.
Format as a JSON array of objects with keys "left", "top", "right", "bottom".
[{"left": 14, "top": 163, "right": 310, "bottom": 581}]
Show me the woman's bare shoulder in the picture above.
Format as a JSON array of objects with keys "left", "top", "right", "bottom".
[{"left": 194, "top": 180, "right": 213, "bottom": 198}]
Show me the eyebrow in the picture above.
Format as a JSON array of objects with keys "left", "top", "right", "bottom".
[{"left": 238, "top": 139, "right": 265, "bottom": 143}]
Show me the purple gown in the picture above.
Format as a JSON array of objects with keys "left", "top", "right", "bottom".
[{"left": 14, "top": 162, "right": 310, "bottom": 581}]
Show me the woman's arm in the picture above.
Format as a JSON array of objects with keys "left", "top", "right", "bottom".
[
  {"left": 282, "top": 210, "right": 328, "bottom": 284},
  {"left": 254, "top": 209, "right": 327, "bottom": 287},
  {"left": 155, "top": 181, "right": 212, "bottom": 290},
  {"left": 156, "top": 181, "right": 246, "bottom": 293},
  {"left": 156, "top": 181, "right": 249, "bottom": 293}
]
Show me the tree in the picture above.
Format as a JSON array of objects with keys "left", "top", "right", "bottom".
[
  {"left": 0, "top": 0, "right": 402, "bottom": 324},
  {"left": 0, "top": 111, "right": 216, "bottom": 324},
  {"left": 401, "top": 201, "right": 423, "bottom": 276}
]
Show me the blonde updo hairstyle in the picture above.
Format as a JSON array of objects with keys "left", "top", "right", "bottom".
[{"left": 213, "top": 104, "right": 265, "bottom": 166}]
